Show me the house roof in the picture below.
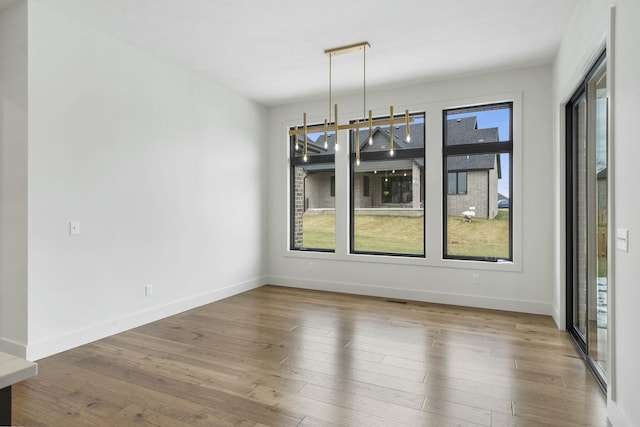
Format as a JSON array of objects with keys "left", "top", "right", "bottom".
[
  {"left": 295, "top": 122, "right": 425, "bottom": 174},
  {"left": 296, "top": 117, "right": 501, "bottom": 174},
  {"left": 357, "top": 122, "right": 425, "bottom": 153},
  {"left": 446, "top": 117, "right": 500, "bottom": 172},
  {"left": 294, "top": 122, "right": 424, "bottom": 158}
]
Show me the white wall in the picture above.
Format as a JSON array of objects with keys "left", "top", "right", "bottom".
[
  {"left": 267, "top": 66, "right": 554, "bottom": 315},
  {"left": 0, "top": 0, "right": 28, "bottom": 356},
  {"left": 20, "top": 0, "right": 267, "bottom": 360},
  {"left": 610, "top": 1, "right": 640, "bottom": 424}
]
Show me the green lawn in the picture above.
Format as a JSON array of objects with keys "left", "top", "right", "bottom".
[
  {"left": 302, "top": 209, "right": 509, "bottom": 257},
  {"left": 302, "top": 214, "right": 335, "bottom": 250},
  {"left": 353, "top": 215, "right": 424, "bottom": 254},
  {"left": 446, "top": 209, "right": 510, "bottom": 258}
]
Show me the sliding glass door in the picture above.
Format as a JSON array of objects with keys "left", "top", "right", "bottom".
[{"left": 566, "top": 52, "right": 608, "bottom": 389}]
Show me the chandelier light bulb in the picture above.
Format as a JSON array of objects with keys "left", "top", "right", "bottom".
[
  {"left": 356, "top": 159, "right": 360, "bottom": 166},
  {"left": 390, "top": 148, "right": 394, "bottom": 157},
  {"left": 303, "top": 154, "right": 307, "bottom": 162},
  {"left": 324, "top": 140, "right": 328, "bottom": 149},
  {"left": 406, "top": 135, "right": 411, "bottom": 143},
  {"left": 368, "top": 136, "right": 373, "bottom": 145}
]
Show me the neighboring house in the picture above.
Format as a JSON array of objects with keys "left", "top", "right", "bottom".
[
  {"left": 293, "top": 134, "right": 336, "bottom": 212},
  {"left": 446, "top": 117, "right": 501, "bottom": 219},
  {"left": 352, "top": 123, "right": 425, "bottom": 212},
  {"left": 294, "top": 116, "right": 500, "bottom": 219},
  {"left": 295, "top": 122, "right": 425, "bottom": 215}
]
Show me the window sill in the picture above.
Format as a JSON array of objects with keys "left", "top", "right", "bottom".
[{"left": 283, "top": 248, "right": 520, "bottom": 272}]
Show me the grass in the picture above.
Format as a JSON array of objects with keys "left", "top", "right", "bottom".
[
  {"left": 301, "top": 209, "right": 510, "bottom": 258},
  {"left": 302, "top": 214, "right": 335, "bottom": 250},
  {"left": 353, "top": 215, "right": 424, "bottom": 254},
  {"left": 446, "top": 209, "right": 510, "bottom": 258}
]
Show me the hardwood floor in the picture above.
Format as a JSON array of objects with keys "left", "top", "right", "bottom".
[{"left": 13, "top": 285, "right": 607, "bottom": 426}]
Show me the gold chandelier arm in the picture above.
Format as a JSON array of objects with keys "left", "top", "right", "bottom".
[
  {"left": 303, "top": 112, "right": 308, "bottom": 161},
  {"left": 334, "top": 104, "right": 339, "bottom": 150},
  {"left": 324, "top": 41, "right": 370, "bottom": 56},
  {"left": 389, "top": 105, "right": 394, "bottom": 156},
  {"left": 288, "top": 116, "right": 413, "bottom": 136},
  {"left": 368, "top": 110, "right": 373, "bottom": 144},
  {"left": 405, "top": 109, "right": 411, "bottom": 143},
  {"left": 355, "top": 119, "right": 360, "bottom": 166},
  {"left": 329, "top": 53, "right": 332, "bottom": 123},
  {"left": 324, "top": 119, "right": 328, "bottom": 148},
  {"left": 363, "top": 44, "right": 366, "bottom": 119}
]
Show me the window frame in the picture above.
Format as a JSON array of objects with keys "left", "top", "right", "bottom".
[
  {"left": 442, "top": 102, "right": 513, "bottom": 262},
  {"left": 289, "top": 125, "right": 336, "bottom": 253},
  {"left": 349, "top": 112, "right": 426, "bottom": 258}
]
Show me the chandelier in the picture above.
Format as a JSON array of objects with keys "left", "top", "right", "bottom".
[{"left": 289, "top": 41, "right": 413, "bottom": 164}]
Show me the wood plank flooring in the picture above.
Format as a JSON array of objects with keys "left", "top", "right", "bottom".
[{"left": 12, "top": 285, "right": 607, "bottom": 426}]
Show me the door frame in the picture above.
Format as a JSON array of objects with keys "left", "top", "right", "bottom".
[{"left": 565, "top": 49, "right": 607, "bottom": 393}]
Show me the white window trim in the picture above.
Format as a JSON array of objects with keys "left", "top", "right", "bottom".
[{"left": 284, "top": 91, "right": 523, "bottom": 273}]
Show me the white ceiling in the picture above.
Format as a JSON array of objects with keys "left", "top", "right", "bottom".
[{"left": 30, "top": 0, "right": 577, "bottom": 106}]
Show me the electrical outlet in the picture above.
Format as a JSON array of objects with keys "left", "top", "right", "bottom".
[
  {"left": 145, "top": 284, "right": 153, "bottom": 296},
  {"left": 69, "top": 221, "right": 80, "bottom": 235},
  {"left": 472, "top": 274, "right": 480, "bottom": 285}
]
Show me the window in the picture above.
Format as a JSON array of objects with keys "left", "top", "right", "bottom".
[
  {"left": 382, "top": 174, "right": 413, "bottom": 203},
  {"left": 290, "top": 125, "right": 336, "bottom": 252},
  {"left": 350, "top": 113, "right": 425, "bottom": 256},
  {"left": 443, "top": 103, "right": 512, "bottom": 261},
  {"left": 447, "top": 171, "right": 467, "bottom": 194}
]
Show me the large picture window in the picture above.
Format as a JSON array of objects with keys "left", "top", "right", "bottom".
[
  {"left": 350, "top": 113, "right": 425, "bottom": 256},
  {"left": 443, "top": 103, "right": 512, "bottom": 261},
  {"left": 290, "top": 125, "right": 336, "bottom": 251}
]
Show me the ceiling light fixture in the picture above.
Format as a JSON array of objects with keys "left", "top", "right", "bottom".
[
  {"left": 289, "top": 41, "right": 413, "bottom": 158},
  {"left": 303, "top": 113, "right": 308, "bottom": 162},
  {"left": 355, "top": 119, "right": 361, "bottom": 166},
  {"left": 405, "top": 110, "right": 411, "bottom": 143}
]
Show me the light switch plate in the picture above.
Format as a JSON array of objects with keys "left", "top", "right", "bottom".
[
  {"left": 616, "top": 228, "right": 628, "bottom": 252},
  {"left": 69, "top": 221, "right": 80, "bottom": 235}
]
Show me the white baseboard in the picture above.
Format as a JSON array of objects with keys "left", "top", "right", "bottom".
[
  {"left": 608, "top": 399, "right": 632, "bottom": 427},
  {"left": 25, "top": 277, "right": 265, "bottom": 361},
  {"left": 552, "top": 304, "right": 566, "bottom": 330},
  {"left": 0, "top": 337, "right": 27, "bottom": 358},
  {"left": 266, "top": 276, "right": 552, "bottom": 316}
]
